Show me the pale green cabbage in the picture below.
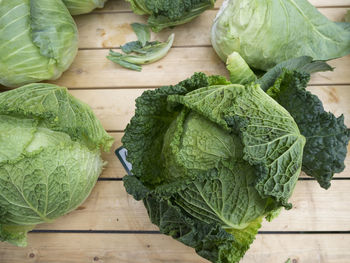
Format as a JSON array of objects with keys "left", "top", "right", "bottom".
[
  {"left": 211, "top": 0, "right": 350, "bottom": 70},
  {"left": 0, "top": 84, "right": 114, "bottom": 247},
  {"left": 62, "top": 0, "right": 108, "bottom": 15},
  {"left": 0, "top": 0, "right": 78, "bottom": 87}
]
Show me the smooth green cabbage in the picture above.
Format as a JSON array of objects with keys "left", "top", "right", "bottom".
[
  {"left": 62, "top": 0, "right": 108, "bottom": 15},
  {"left": 211, "top": 0, "right": 350, "bottom": 71},
  {"left": 0, "top": 0, "right": 78, "bottom": 87},
  {"left": 126, "top": 0, "right": 216, "bottom": 32},
  {"left": 122, "top": 66, "right": 305, "bottom": 261},
  {"left": 0, "top": 84, "right": 114, "bottom": 247}
]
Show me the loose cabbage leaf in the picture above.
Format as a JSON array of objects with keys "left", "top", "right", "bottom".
[
  {"left": 267, "top": 71, "right": 350, "bottom": 189},
  {"left": 0, "top": 0, "right": 78, "bottom": 87},
  {"left": 211, "top": 0, "right": 350, "bottom": 70},
  {"left": 126, "top": 0, "right": 216, "bottom": 32},
  {"left": 62, "top": 0, "right": 108, "bottom": 15},
  {"left": 131, "top": 23, "right": 151, "bottom": 47},
  {"left": 108, "top": 30, "right": 174, "bottom": 71}
]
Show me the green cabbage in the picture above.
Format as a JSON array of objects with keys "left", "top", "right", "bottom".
[
  {"left": 0, "top": 0, "right": 78, "bottom": 87},
  {"left": 0, "top": 84, "right": 114, "bottom": 247},
  {"left": 122, "top": 66, "right": 306, "bottom": 261},
  {"left": 126, "top": 0, "right": 216, "bottom": 32},
  {"left": 62, "top": 0, "right": 108, "bottom": 15},
  {"left": 211, "top": 0, "right": 350, "bottom": 71}
]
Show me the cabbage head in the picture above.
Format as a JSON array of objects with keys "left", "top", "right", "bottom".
[
  {"left": 62, "top": 0, "right": 108, "bottom": 15},
  {"left": 211, "top": 0, "right": 350, "bottom": 71},
  {"left": 0, "top": 84, "right": 114, "bottom": 247},
  {"left": 126, "top": 0, "right": 216, "bottom": 32},
  {"left": 122, "top": 69, "right": 306, "bottom": 262},
  {"left": 0, "top": 0, "right": 79, "bottom": 87}
]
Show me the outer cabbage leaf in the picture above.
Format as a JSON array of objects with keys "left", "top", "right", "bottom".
[
  {"left": 0, "top": 0, "right": 78, "bottom": 87},
  {"left": 170, "top": 83, "right": 305, "bottom": 206},
  {"left": 211, "top": 0, "right": 350, "bottom": 70},
  {"left": 126, "top": 0, "right": 216, "bottom": 32},
  {"left": 267, "top": 71, "right": 350, "bottom": 189},
  {"left": 62, "top": 0, "right": 108, "bottom": 15},
  {"left": 0, "top": 84, "right": 113, "bottom": 246},
  {"left": 123, "top": 73, "right": 304, "bottom": 262},
  {"left": 226, "top": 53, "right": 349, "bottom": 189}
]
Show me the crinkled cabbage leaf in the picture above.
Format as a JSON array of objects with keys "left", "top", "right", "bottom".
[
  {"left": 126, "top": 0, "right": 216, "bottom": 32},
  {"left": 228, "top": 53, "right": 350, "bottom": 189},
  {"left": 122, "top": 71, "right": 305, "bottom": 262},
  {"left": 0, "top": 0, "right": 78, "bottom": 87},
  {"left": 62, "top": 0, "right": 108, "bottom": 15},
  {"left": 0, "top": 84, "right": 114, "bottom": 247},
  {"left": 211, "top": 0, "right": 350, "bottom": 70}
]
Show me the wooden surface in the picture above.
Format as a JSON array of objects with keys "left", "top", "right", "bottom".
[{"left": 1, "top": 0, "right": 350, "bottom": 262}]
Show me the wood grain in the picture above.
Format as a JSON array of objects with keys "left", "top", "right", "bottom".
[
  {"left": 69, "top": 85, "right": 350, "bottom": 131},
  {"left": 0, "top": 233, "right": 349, "bottom": 263},
  {"left": 49, "top": 49, "right": 350, "bottom": 88},
  {"left": 33, "top": 180, "right": 350, "bottom": 231},
  {"left": 77, "top": 9, "right": 348, "bottom": 49}
]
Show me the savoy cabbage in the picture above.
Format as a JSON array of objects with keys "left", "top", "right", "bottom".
[
  {"left": 126, "top": 0, "right": 216, "bottom": 32},
  {"left": 122, "top": 71, "right": 305, "bottom": 262},
  {"left": 121, "top": 54, "right": 349, "bottom": 262},
  {"left": 0, "top": 84, "right": 114, "bottom": 247}
]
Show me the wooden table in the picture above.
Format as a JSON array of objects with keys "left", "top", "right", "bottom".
[{"left": 1, "top": 0, "right": 350, "bottom": 262}]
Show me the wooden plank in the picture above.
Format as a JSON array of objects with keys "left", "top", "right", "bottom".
[
  {"left": 69, "top": 86, "right": 350, "bottom": 131},
  {"left": 96, "top": 0, "right": 350, "bottom": 13},
  {"left": 34, "top": 180, "right": 350, "bottom": 231},
  {"left": 49, "top": 49, "right": 350, "bottom": 88},
  {"left": 77, "top": 8, "right": 348, "bottom": 49},
  {"left": 0, "top": 233, "right": 349, "bottom": 263}
]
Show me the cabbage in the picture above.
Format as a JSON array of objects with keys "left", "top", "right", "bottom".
[
  {"left": 0, "top": 84, "right": 114, "bottom": 247},
  {"left": 62, "top": 0, "right": 108, "bottom": 15},
  {"left": 0, "top": 0, "right": 78, "bottom": 87},
  {"left": 211, "top": 0, "right": 350, "bottom": 71},
  {"left": 126, "top": 0, "right": 216, "bottom": 32},
  {"left": 122, "top": 63, "right": 306, "bottom": 262}
]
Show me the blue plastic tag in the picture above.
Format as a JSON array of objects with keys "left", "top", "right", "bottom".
[{"left": 115, "top": 147, "right": 133, "bottom": 175}]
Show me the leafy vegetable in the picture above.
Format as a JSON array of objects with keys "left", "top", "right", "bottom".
[
  {"left": 228, "top": 53, "right": 350, "bottom": 189},
  {"left": 62, "top": 0, "right": 108, "bottom": 15},
  {"left": 107, "top": 23, "right": 174, "bottom": 71},
  {"left": 211, "top": 0, "right": 350, "bottom": 71},
  {"left": 122, "top": 68, "right": 305, "bottom": 262},
  {"left": 0, "top": 84, "right": 114, "bottom": 247},
  {"left": 0, "top": 0, "right": 78, "bottom": 87},
  {"left": 126, "top": 0, "right": 216, "bottom": 32}
]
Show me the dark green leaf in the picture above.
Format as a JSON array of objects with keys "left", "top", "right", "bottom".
[
  {"left": 258, "top": 56, "right": 333, "bottom": 91},
  {"left": 267, "top": 70, "right": 350, "bottom": 189}
]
